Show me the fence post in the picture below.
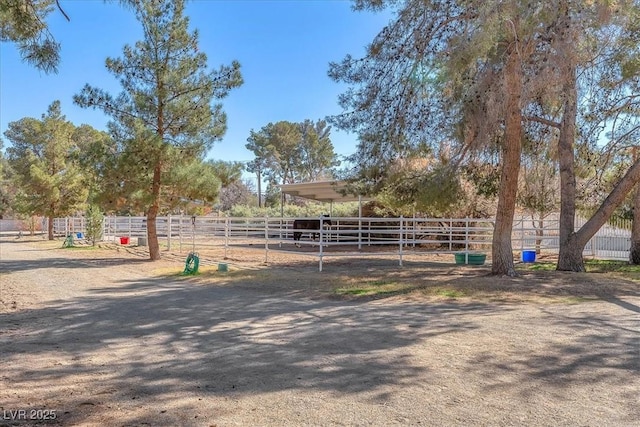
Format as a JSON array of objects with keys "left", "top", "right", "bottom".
[
  {"left": 225, "top": 216, "right": 229, "bottom": 259},
  {"left": 178, "top": 214, "right": 183, "bottom": 253},
  {"left": 465, "top": 217, "right": 469, "bottom": 264},
  {"left": 318, "top": 215, "right": 324, "bottom": 272},
  {"left": 412, "top": 212, "right": 416, "bottom": 248},
  {"left": 167, "top": 214, "right": 172, "bottom": 251},
  {"left": 520, "top": 215, "right": 524, "bottom": 252},
  {"left": 264, "top": 216, "right": 269, "bottom": 264},
  {"left": 449, "top": 219, "right": 453, "bottom": 252},
  {"left": 399, "top": 216, "right": 404, "bottom": 267}
]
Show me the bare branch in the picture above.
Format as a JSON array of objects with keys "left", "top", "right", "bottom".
[
  {"left": 523, "top": 115, "right": 561, "bottom": 129},
  {"left": 55, "top": 0, "right": 71, "bottom": 22}
]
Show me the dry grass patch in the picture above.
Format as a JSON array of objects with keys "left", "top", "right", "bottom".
[{"left": 17, "top": 238, "right": 640, "bottom": 304}]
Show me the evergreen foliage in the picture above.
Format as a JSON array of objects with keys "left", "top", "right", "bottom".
[
  {"left": 0, "top": 140, "right": 14, "bottom": 219},
  {"left": 246, "top": 119, "right": 339, "bottom": 197},
  {"left": 0, "top": 0, "right": 62, "bottom": 73},
  {"left": 4, "top": 101, "right": 88, "bottom": 239},
  {"left": 329, "top": 0, "right": 640, "bottom": 273},
  {"left": 85, "top": 204, "right": 103, "bottom": 246},
  {"left": 74, "top": 0, "right": 242, "bottom": 260}
]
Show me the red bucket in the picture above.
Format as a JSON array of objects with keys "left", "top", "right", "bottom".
[{"left": 120, "top": 236, "right": 130, "bottom": 245}]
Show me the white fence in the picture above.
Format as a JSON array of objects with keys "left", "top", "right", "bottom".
[{"left": 53, "top": 215, "right": 634, "bottom": 270}]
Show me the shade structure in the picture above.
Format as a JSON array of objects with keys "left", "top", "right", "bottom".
[{"left": 279, "top": 180, "right": 373, "bottom": 203}]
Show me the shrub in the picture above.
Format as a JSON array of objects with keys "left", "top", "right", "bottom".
[{"left": 85, "top": 205, "right": 103, "bottom": 246}]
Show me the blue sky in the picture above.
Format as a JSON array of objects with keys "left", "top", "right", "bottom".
[{"left": 0, "top": 0, "right": 392, "bottom": 184}]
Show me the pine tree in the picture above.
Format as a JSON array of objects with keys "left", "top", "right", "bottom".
[
  {"left": 246, "top": 120, "right": 339, "bottom": 202},
  {"left": 4, "top": 101, "right": 88, "bottom": 239},
  {"left": 330, "top": 0, "right": 640, "bottom": 274},
  {"left": 0, "top": 140, "right": 13, "bottom": 219},
  {"left": 329, "top": 1, "right": 545, "bottom": 276},
  {"left": 0, "top": 0, "right": 62, "bottom": 73},
  {"left": 246, "top": 121, "right": 303, "bottom": 190},
  {"left": 74, "top": 0, "right": 242, "bottom": 260},
  {"left": 298, "top": 119, "right": 339, "bottom": 182}
]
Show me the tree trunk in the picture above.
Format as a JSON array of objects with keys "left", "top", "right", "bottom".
[
  {"left": 147, "top": 161, "right": 162, "bottom": 261},
  {"left": 491, "top": 43, "right": 522, "bottom": 277},
  {"left": 630, "top": 183, "right": 640, "bottom": 263},
  {"left": 48, "top": 214, "right": 54, "bottom": 240},
  {"left": 559, "top": 159, "right": 640, "bottom": 270},
  {"left": 558, "top": 233, "right": 584, "bottom": 271},
  {"left": 256, "top": 168, "right": 262, "bottom": 208},
  {"left": 556, "top": 33, "right": 580, "bottom": 271},
  {"left": 535, "top": 214, "right": 544, "bottom": 255},
  {"left": 630, "top": 150, "right": 640, "bottom": 264}
]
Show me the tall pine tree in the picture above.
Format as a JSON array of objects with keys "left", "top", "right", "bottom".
[{"left": 74, "top": 0, "right": 242, "bottom": 260}]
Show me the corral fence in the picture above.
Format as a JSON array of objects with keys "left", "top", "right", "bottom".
[{"left": 52, "top": 214, "right": 633, "bottom": 271}]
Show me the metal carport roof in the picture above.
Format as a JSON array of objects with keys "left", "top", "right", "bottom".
[{"left": 279, "top": 181, "right": 373, "bottom": 203}]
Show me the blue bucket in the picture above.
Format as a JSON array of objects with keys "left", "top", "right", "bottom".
[{"left": 522, "top": 250, "right": 536, "bottom": 263}]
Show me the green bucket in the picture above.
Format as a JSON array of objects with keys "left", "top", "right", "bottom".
[
  {"left": 454, "top": 253, "right": 486, "bottom": 265},
  {"left": 217, "top": 263, "right": 228, "bottom": 272}
]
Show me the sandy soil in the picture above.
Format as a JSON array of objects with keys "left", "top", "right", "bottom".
[{"left": 0, "top": 236, "right": 639, "bottom": 426}]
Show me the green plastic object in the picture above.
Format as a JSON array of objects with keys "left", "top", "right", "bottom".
[
  {"left": 183, "top": 252, "right": 200, "bottom": 275},
  {"left": 454, "top": 252, "right": 486, "bottom": 265},
  {"left": 62, "top": 234, "right": 74, "bottom": 248}
]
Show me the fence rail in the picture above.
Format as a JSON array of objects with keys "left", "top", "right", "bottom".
[{"left": 52, "top": 214, "right": 634, "bottom": 270}]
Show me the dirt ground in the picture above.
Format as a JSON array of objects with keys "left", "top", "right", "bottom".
[{"left": 1, "top": 236, "right": 639, "bottom": 426}]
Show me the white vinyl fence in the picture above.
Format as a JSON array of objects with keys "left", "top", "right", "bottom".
[{"left": 53, "top": 214, "right": 634, "bottom": 270}]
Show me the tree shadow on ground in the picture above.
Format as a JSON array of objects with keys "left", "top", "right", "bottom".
[
  {"left": 0, "top": 257, "right": 151, "bottom": 273},
  {"left": 0, "top": 273, "right": 495, "bottom": 425},
  {"left": 464, "top": 302, "right": 640, "bottom": 425},
  {"left": 2, "top": 242, "right": 639, "bottom": 425}
]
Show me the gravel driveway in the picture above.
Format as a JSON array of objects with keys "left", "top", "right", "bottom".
[{"left": 0, "top": 238, "right": 639, "bottom": 426}]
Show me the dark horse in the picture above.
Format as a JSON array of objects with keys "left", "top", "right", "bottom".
[{"left": 293, "top": 216, "right": 332, "bottom": 246}]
